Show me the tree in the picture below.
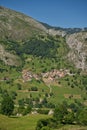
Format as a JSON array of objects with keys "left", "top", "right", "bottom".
[
  {"left": 36, "top": 118, "right": 56, "bottom": 130},
  {"left": 23, "top": 105, "right": 32, "bottom": 115},
  {"left": 69, "top": 103, "right": 78, "bottom": 112},
  {"left": 31, "top": 86, "right": 38, "bottom": 91},
  {"left": 17, "top": 83, "right": 22, "bottom": 90},
  {"left": 36, "top": 119, "right": 48, "bottom": 130},
  {"left": 53, "top": 103, "right": 68, "bottom": 123},
  {"left": 76, "top": 108, "right": 87, "bottom": 125},
  {"left": 18, "top": 98, "right": 25, "bottom": 107},
  {"left": 64, "top": 112, "right": 75, "bottom": 124},
  {"left": 1, "top": 96, "right": 14, "bottom": 116}
]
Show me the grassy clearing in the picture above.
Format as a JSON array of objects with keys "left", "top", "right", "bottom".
[
  {"left": 0, "top": 114, "right": 51, "bottom": 130},
  {"left": 0, "top": 114, "right": 87, "bottom": 130},
  {"left": 48, "top": 83, "right": 85, "bottom": 104}
]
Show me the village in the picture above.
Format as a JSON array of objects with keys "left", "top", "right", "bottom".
[{"left": 22, "top": 69, "right": 71, "bottom": 83}]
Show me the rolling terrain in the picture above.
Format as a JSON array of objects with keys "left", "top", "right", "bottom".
[
  {"left": 0, "top": 114, "right": 87, "bottom": 130},
  {"left": 0, "top": 6, "right": 87, "bottom": 130}
]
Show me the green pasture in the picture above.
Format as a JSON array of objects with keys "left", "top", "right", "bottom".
[
  {"left": 0, "top": 114, "right": 50, "bottom": 130},
  {"left": 0, "top": 114, "right": 87, "bottom": 130}
]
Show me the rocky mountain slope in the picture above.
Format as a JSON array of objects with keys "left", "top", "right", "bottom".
[
  {"left": 0, "top": 6, "right": 47, "bottom": 41},
  {"left": 0, "top": 44, "right": 21, "bottom": 66},
  {"left": 0, "top": 6, "right": 87, "bottom": 71},
  {"left": 66, "top": 31, "right": 87, "bottom": 71}
]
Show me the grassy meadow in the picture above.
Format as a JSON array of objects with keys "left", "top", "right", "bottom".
[
  {"left": 0, "top": 114, "right": 51, "bottom": 130},
  {"left": 0, "top": 114, "right": 87, "bottom": 130}
]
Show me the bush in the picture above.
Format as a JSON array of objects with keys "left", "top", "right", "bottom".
[
  {"left": 17, "top": 83, "right": 22, "bottom": 90},
  {"left": 37, "top": 109, "right": 49, "bottom": 115},
  {"left": 18, "top": 99, "right": 25, "bottom": 106},
  {"left": 46, "top": 103, "right": 55, "bottom": 108},
  {"left": 64, "top": 112, "right": 75, "bottom": 124},
  {"left": 76, "top": 108, "right": 87, "bottom": 125},
  {"left": 31, "top": 86, "right": 38, "bottom": 91},
  {"left": 10, "top": 91, "right": 17, "bottom": 100},
  {"left": 36, "top": 119, "right": 48, "bottom": 130},
  {"left": 22, "top": 105, "right": 32, "bottom": 115},
  {"left": 53, "top": 103, "right": 68, "bottom": 123},
  {"left": 36, "top": 118, "right": 57, "bottom": 130},
  {"left": 17, "top": 106, "right": 25, "bottom": 115},
  {"left": 1, "top": 95, "right": 14, "bottom": 116}
]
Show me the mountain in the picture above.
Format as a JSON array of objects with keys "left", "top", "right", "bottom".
[
  {"left": 0, "top": 6, "right": 47, "bottom": 41},
  {"left": 0, "top": 6, "right": 87, "bottom": 71},
  {"left": 41, "top": 22, "right": 84, "bottom": 35},
  {"left": 66, "top": 31, "right": 87, "bottom": 71},
  {"left": 1, "top": 6, "right": 87, "bottom": 130},
  {"left": 1, "top": 6, "right": 86, "bottom": 40},
  {"left": 0, "top": 6, "right": 87, "bottom": 108}
]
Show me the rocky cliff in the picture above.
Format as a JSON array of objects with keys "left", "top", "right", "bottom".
[{"left": 66, "top": 32, "right": 87, "bottom": 71}]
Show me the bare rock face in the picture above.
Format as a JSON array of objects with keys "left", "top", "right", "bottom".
[
  {"left": 48, "top": 29, "right": 66, "bottom": 37},
  {"left": 66, "top": 32, "right": 87, "bottom": 70},
  {"left": 0, "top": 44, "right": 21, "bottom": 66}
]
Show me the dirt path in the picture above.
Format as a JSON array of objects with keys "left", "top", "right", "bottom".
[{"left": 48, "top": 85, "right": 52, "bottom": 93}]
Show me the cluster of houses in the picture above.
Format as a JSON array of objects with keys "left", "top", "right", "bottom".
[
  {"left": 42, "top": 69, "right": 70, "bottom": 84},
  {"left": 22, "top": 69, "right": 39, "bottom": 82},
  {"left": 22, "top": 69, "right": 70, "bottom": 83}
]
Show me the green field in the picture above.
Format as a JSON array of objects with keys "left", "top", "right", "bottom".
[
  {"left": 0, "top": 114, "right": 87, "bottom": 130},
  {"left": 0, "top": 69, "right": 87, "bottom": 107},
  {"left": 0, "top": 114, "right": 51, "bottom": 130}
]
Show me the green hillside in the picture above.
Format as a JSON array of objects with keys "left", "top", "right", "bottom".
[
  {"left": 0, "top": 6, "right": 87, "bottom": 130},
  {"left": 0, "top": 114, "right": 51, "bottom": 130},
  {"left": 0, "top": 114, "right": 87, "bottom": 130},
  {"left": 0, "top": 6, "right": 87, "bottom": 112}
]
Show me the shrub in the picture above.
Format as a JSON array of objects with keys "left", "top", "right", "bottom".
[
  {"left": 64, "top": 112, "right": 75, "bottom": 124},
  {"left": 53, "top": 103, "right": 68, "bottom": 123},
  {"left": 36, "top": 119, "right": 48, "bottom": 130},
  {"left": 31, "top": 86, "right": 38, "bottom": 91},
  {"left": 17, "top": 83, "right": 22, "bottom": 90},
  {"left": 1, "top": 95, "right": 14, "bottom": 116},
  {"left": 76, "top": 108, "right": 87, "bottom": 125},
  {"left": 37, "top": 109, "right": 49, "bottom": 115},
  {"left": 36, "top": 118, "right": 57, "bottom": 130}
]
